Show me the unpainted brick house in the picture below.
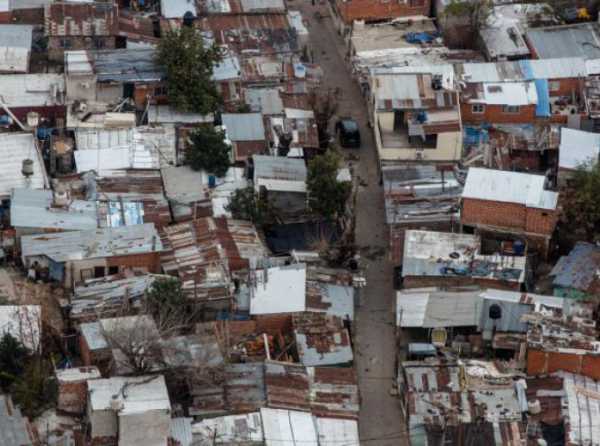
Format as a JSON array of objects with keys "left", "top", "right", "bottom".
[
  {"left": 45, "top": 2, "right": 120, "bottom": 63},
  {"left": 461, "top": 167, "right": 559, "bottom": 258},
  {"left": 330, "top": 0, "right": 431, "bottom": 36}
]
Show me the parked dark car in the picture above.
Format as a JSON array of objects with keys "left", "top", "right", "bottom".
[{"left": 335, "top": 118, "right": 361, "bottom": 148}]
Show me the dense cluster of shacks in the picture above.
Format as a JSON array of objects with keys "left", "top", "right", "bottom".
[
  {"left": 332, "top": 0, "right": 600, "bottom": 445},
  {"left": 0, "top": 1, "right": 365, "bottom": 446},
  {"left": 3, "top": 0, "right": 600, "bottom": 445}
]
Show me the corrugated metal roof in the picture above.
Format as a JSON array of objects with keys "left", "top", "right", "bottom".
[
  {"left": 0, "top": 395, "right": 34, "bottom": 446},
  {"left": 240, "top": 0, "right": 285, "bottom": 12},
  {"left": 170, "top": 418, "right": 193, "bottom": 446},
  {"left": 306, "top": 282, "right": 354, "bottom": 319},
  {"left": 253, "top": 155, "right": 307, "bottom": 182},
  {"left": 250, "top": 264, "right": 306, "bottom": 315},
  {"left": 0, "top": 73, "right": 64, "bottom": 107},
  {"left": 222, "top": 113, "right": 266, "bottom": 142},
  {"left": 461, "top": 58, "right": 586, "bottom": 83},
  {"left": 293, "top": 313, "right": 353, "bottom": 367},
  {"left": 402, "top": 230, "right": 527, "bottom": 283},
  {"left": 550, "top": 242, "right": 600, "bottom": 292},
  {"left": 213, "top": 54, "right": 241, "bottom": 81},
  {"left": 0, "top": 25, "right": 32, "bottom": 73},
  {"left": 10, "top": 188, "right": 98, "bottom": 231},
  {"left": 463, "top": 167, "right": 557, "bottom": 210},
  {"left": 261, "top": 408, "right": 318, "bottom": 446},
  {"left": 88, "top": 375, "right": 171, "bottom": 414},
  {"left": 245, "top": 88, "right": 284, "bottom": 115},
  {"left": 75, "top": 126, "right": 176, "bottom": 173},
  {"left": 191, "top": 413, "right": 263, "bottom": 445},
  {"left": 562, "top": 372, "right": 600, "bottom": 445},
  {"left": 78, "top": 321, "right": 107, "bottom": 351},
  {"left": 316, "top": 418, "right": 359, "bottom": 446},
  {"left": 396, "top": 289, "right": 481, "bottom": 328},
  {"left": 72, "top": 273, "right": 165, "bottom": 319},
  {"left": 0, "top": 133, "right": 47, "bottom": 199},
  {"left": 559, "top": 127, "right": 600, "bottom": 170},
  {"left": 91, "top": 49, "right": 164, "bottom": 83},
  {"left": 21, "top": 222, "right": 163, "bottom": 263},
  {"left": 527, "top": 23, "right": 600, "bottom": 60}
]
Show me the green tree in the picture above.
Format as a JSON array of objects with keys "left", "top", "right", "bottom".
[
  {"left": 226, "top": 186, "right": 274, "bottom": 226},
  {"left": 186, "top": 126, "right": 231, "bottom": 177},
  {"left": 307, "top": 151, "right": 351, "bottom": 220},
  {"left": 156, "top": 27, "right": 222, "bottom": 114},
  {"left": 563, "top": 161, "right": 600, "bottom": 241},
  {"left": 145, "top": 277, "right": 187, "bottom": 322},
  {"left": 0, "top": 333, "right": 29, "bottom": 390},
  {"left": 12, "top": 357, "right": 57, "bottom": 418}
]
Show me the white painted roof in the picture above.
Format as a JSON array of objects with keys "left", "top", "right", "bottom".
[
  {"left": 480, "top": 81, "right": 537, "bottom": 106},
  {"left": 0, "top": 73, "right": 64, "bottom": 107},
  {"left": 191, "top": 413, "right": 263, "bottom": 445},
  {"left": 160, "top": 0, "right": 197, "bottom": 18},
  {"left": 463, "top": 167, "right": 558, "bottom": 210},
  {"left": 559, "top": 127, "right": 600, "bottom": 170},
  {"left": 0, "top": 132, "right": 46, "bottom": 198},
  {"left": 74, "top": 126, "right": 176, "bottom": 173},
  {"left": 56, "top": 366, "right": 101, "bottom": 382},
  {"left": 315, "top": 418, "right": 359, "bottom": 446},
  {"left": 261, "top": 408, "right": 318, "bottom": 446},
  {"left": 0, "top": 25, "right": 32, "bottom": 73},
  {"left": 250, "top": 264, "right": 306, "bottom": 315},
  {"left": 0, "top": 305, "right": 40, "bottom": 351},
  {"left": 396, "top": 289, "right": 482, "bottom": 328},
  {"left": 87, "top": 375, "right": 170, "bottom": 415}
]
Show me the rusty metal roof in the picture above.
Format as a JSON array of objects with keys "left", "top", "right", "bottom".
[
  {"left": 292, "top": 313, "right": 353, "bottom": 367},
  {"left": 160, "top": 217, "right": 268, "bottom": 302}
]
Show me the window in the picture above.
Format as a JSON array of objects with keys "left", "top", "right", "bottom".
[
  {"left": 502, "top": 105, "right": 520, "bottom": 114},
  {"left": 94, "top": 266, "right": 105, "bottom": 278},
  {"left": 471, "top": 104, "right": 485, "bottom": 114},
  {"left": 154, "top": 86, "right": 167, "bottom": 96},
  {"left": 549, "top": 81, "right": 560, "bottom": 92},
  {"left": 80, "top": 269, "right": 93, "bottom": 281},
  {"left": 108, "top": 266, "right": 119, "bottom": 275},
  {"left": 60, "top": 38, "right": 72, "bottom": 49}
]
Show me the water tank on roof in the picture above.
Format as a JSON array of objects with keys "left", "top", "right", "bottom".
[{"left": 22, "top": 159, "right": 34, "bottom": 178}]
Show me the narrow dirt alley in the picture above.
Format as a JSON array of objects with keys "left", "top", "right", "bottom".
[{"left": 293, "top": 1, "right": 407, "bottom": 444}]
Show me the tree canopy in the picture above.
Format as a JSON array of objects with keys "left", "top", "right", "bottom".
[
  {"left": 307, "top": 151, "right": 351, "bottom": 220},
  {"left": 186, "top": 125, "right": 231, "bottom": 177},
  {"left": 156, "top": 27, "right": 222, "bottom": 114},
  {"left": 226, "top": 186, "right": 274, "bottom": 226},
  {"left": 563, "top": 161, "right": 600, "bottom": 241}
]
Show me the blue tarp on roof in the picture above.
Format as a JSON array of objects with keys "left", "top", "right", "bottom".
[
  {"left": 404, "top": 32, "right": 438, "bottom": 44},
  {"left": 519, "top": 59, "right": 551, "bottom": 117}
]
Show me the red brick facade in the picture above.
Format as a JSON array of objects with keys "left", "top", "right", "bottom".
[
  {"left": 527, "top": 348, "right": 600, "bottom": 380},
  {"left": 461, "top": 198, "right": 557, "bottom": 237},
  {"left": 461, "top": 103, "right": 536, "bottom": 125},
  {"left": 334, "top": 0, "right": 431, "bottom": 24}
]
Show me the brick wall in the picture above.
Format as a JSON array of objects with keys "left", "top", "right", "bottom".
[
  {"left": 462, "top": 198, "right": 556, "bottom": 237},
  {"left": 527, "top": 348, "right": 600, "bottom": 380},
  {"left": 334, "top": 0, "right": 431, "bottom": 24},
  {"left": 548, "top": 77, "right": 582, "bottom": 97},
  {"left": 403, "top": 275, "right": 520, "bottom": 291},
  {"left": 106, "top": 252, "right": 162, "bottom": 274},
  {"left": 461, "top": 103, "right": 537, "bottom": 125},
  {"left": 58, "top": 380, "right": 89, "bottom": 414}
]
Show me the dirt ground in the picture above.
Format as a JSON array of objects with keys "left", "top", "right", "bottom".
[{"left": 293, "top": 1, "right": 408, "bottom": 444}]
